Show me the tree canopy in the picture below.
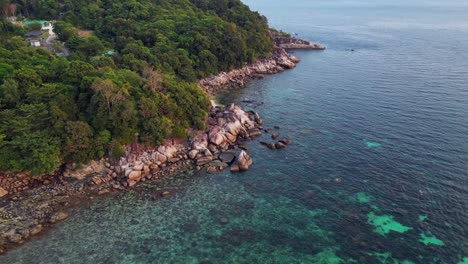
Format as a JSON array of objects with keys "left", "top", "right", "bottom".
[{"left": 0, "top": 0, "right": 274, "bottom": 175}]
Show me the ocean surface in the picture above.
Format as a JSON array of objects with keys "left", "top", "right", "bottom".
[{"left": 2, "top": 0, "right": 468, "bottom": 263}]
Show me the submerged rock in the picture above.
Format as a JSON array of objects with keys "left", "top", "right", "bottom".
[
  {"left": 278, "top": 139, "right": 292, "bottom": 145},
  {"left": 230, "top": 165, "right": 240, "bottom": 173},
  {"left": 275, "top": 142, "right": 286, "bottom": 149}
]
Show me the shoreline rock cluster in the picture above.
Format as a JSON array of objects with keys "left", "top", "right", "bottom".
[
  {"left": 0, "top": 104, "right": 262, "bottom": 253},
  {"left": 117, "top": 103, "right": 262, "bottom": 187}
]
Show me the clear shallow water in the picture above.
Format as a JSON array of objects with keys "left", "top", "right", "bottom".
[{"left": 2, "top": 0, "right": 468, "bottom": 263}]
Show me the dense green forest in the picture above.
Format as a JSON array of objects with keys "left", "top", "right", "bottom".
[{"left": 0, "top": 0, "right": 274, "bottom": 175}]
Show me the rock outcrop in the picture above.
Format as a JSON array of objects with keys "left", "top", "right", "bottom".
[
  {"left": 199, "top": 47, "right": 300, "bottom": 95},
  {"left": 189, "top": 104, "right": 261, "bottom": 173},
  {"left": 199, "top": 34, "right": 324, "bottom": 95},
  {"left": 272, "top": 32, "right": 326, "bottom": 50}
]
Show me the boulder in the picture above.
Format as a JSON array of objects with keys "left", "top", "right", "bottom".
[
  {"left": 208, "top": 144, "right": 218, "bottom": 153},
  {"left": 98, "top": 188, "right": 110, "bottom": 195},
  {"left": 224, "top": 132, "right": 237, "bottom": 143},
  {"left": 219, "top": 141, "right": 230, "bottom": 150},
  {"left": 188, "top": 150, "right": 199, "bottom": 159},
  {"left": 207, "top": 117, "right": 218, "bottom": 126},
  {"left": 230, "top": 165, "right": 240, "bottom": 173},
  {"left": 203, "top": 149, "right": 213, "bottom": 157},
  {"left": 29, "top": 224, "right": 43, "bottom": 236},
  {"left": 249, "top": 128, "right": 262, "bottom": 137},
  {"left": 133, "top": 164, "right": 144, "bottom": 171},
  {"left": 277, "top": 58, "right": 296, "bottom": 69},
  {"left": 91, "top": 175, "right": 104, "bottom": 185},
  {"left": 0, "top": 187, "right": 8, "bottom": 198},
  {"left": 128, "top": 171, "right": 142, "bottom": 181},
  {"left": 196, "top": 156, "right": 213, "bottom": 166},
  {"left": 206, "top": 166, "right": 219, "bottom": 174},
  {"left": 49, "top": 212, "right": 69, "bottom": 223},
  {"left": 239, "top": 144, "right": 249, "bottom": 151},
  {"left": 124, "top": 168, "right": 133, "bottom": 177},
  {"left": 289, "top": 55, "right": 301, "bottom": 63},
  {"left": 6, "top": 231, "right": 23, "bottom": 243},
  {"left": 128, "top": 180, "right": 137, "bottom": 187},
  {"left": 191, "top": 135, "right": 209, "bottom": 150},
  {"left": 278, "top": 139, "right": 292, "bottom": 145},
  {"left": 219, "top": 151, "right": 236, "bottom": 164},
  {"left": 275, "top": 142, "right": 287, "bottom": 149},
  {"left": 224, "top": 120, "right": 242, "bottom": 136},
  {"left": 161, "top": 191, "right": 171, "bottom": 197},
  {"left": 159, "top": 146, "right": 178, "bottom": 159},
  {"left": 217, "top": 117, "right": 226, "bottom": 126},
  {"left": 208, "top": 160, "right": 229, "bottom": 170},
  {"left": 233, "top": 150, "right": 253, "bottom": 171},
  {"left": 169, "top": 157, "right": 180, "bottom": 163},
  {"left": 209, "top": 132, "right": 226, "bottom": 146},
  {"left": 155, "top": 152, "right": 167, "bottom": 164},
  {"left": 272, "top": 133, "right": 279, "bottom": 139},
  {"left": 63, "top": 160, "right": 106, "bottom": 180}
]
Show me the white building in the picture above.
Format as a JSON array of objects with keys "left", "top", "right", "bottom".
[
  {"left": 30, "top": 40, "right": 41, "bottom": 47},
  {"left": 41, "top": 21, "right": 55, "bottom": 36}
]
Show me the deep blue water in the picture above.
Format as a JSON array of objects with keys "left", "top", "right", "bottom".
[{"left": 2, "top": 0, "right": 467, "bottom": 263}]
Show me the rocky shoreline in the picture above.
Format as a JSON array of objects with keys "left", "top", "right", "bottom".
[
  {"left": 199, "top": 47, "right": 300, "bottom": 95},
  {"left": 0, "top": 35, "right": 318, "bottom": 254},
  {"left": 0, "top": 104, "right": 263, "bottom": 253}
]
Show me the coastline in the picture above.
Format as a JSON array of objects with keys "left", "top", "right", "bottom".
[
  {"left": 0, "top": 38, "right": 321, "bottom": 254},
  {"left": 199, "top": 40, "right": 325, "bottom": 96}
]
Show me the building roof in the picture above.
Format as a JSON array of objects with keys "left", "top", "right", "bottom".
[{"left": 24, "top": 31, "right": 44, "bottom": 37}]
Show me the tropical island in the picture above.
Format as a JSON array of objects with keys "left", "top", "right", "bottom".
[{"left": 0, "top": 0, "right": 324, "bottom": 252}]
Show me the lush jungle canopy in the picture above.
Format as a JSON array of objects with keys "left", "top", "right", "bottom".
[{"left": 0, "top": 0, "right": 274, "bottom": 175}]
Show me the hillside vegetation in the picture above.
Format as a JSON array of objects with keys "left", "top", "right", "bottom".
[{"left": 0, "top": 0, "right": 274, "bottom": 175}]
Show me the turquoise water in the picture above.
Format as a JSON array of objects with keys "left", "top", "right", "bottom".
[{"left": 2, "top": 0, "right": 468, "bottom": 263}]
